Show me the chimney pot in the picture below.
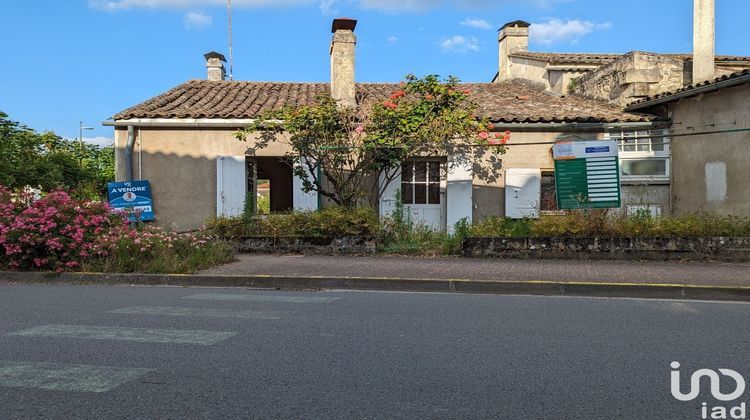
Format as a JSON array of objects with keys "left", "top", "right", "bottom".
[
  {"left": 204, "top": 51, "right": 227, "bottom": 81},
  {"left": 497, "top": 20, "right": 530, "bottom": 83}
]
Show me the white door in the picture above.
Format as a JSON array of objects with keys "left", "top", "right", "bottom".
[
  {"left": 216, "top": 156, "right": 247, "bottom": 217},
  {"left": 505, "top": 168, "right": 541, "bottom": 219},
  {"left": 401, "top": 160, "right": 446, "bottom": 230}
]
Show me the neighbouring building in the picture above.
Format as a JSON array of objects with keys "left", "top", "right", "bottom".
[
  {"left": 106, "top": 18, "right": 664, "bottom": 232},
  {"left": 493, "top": 16, "right": 750, "bottom": 107},
  {"left": 626, "top": 69, "right": 750, "bottom": 215}
]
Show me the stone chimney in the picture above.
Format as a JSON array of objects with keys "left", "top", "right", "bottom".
[
  {"left": 330, "top": 18, "right": 357, "bottom": 107},
  {"left": 692, "top": 0, "right": 715, "bottom": 84},
  {"left": 204, "top": 51, "right": 227, "bottom": 81},
  {"left": 497, "top": 20, "right": 530, "bottom": 82}
]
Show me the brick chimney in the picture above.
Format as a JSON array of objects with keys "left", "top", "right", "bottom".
[
  {"left": 330, "top": 18, "right": 357, "bottom": 107},
  {"left": 204, "top": 51, "right": 227, "bottom": 81},
  {"left": 497, "top": 20, "right": 530, "bottom": 82},
  {"left": 692, "top": 0, "right": 715, "bottom": 84}
]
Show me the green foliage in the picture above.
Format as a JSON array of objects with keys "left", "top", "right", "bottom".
[
  {"left": 257, "top": 194, "right": 271, "bottom": 215},
  {"left": 236, "top": 74, "right": 505, "bottom": 208},
  {"left": 207, "top": 206, "right": 381, "bottom": 238},
  {"left": 469, "top": 211, "right": 750, "bottom": 238},
  {"left": 0, "top": 111, "right": 114, "bottom": 198}
]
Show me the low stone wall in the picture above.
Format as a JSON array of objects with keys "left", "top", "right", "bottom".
[
  {"left": 462, "top": 237, "right": 750, "bottom": 261},
  {"left": 235, "top": 236, "right": 377, "bottom": 255}
]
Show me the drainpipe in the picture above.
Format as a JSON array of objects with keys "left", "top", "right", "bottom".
[{"left": 124, "top": 125, "right": 135, "bottom": 181}]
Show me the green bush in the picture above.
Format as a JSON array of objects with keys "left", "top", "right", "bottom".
[
  {"left": 207, "top": 206, "right": 381, "bottom": 238},
  {"left": 470, "top": 211, "right": 750, "bottom": 238}
]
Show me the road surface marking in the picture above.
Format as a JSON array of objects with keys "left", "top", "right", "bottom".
[
  {"left": 107, "top": 306, "right": 290, "bottom": 319},
  {"left": 0, "top": 361, "right": 155, "bottom": 393},
  {"left": 183, "top": 293, "right": 340, "bottom": 304},
  {"left": 7, "top": 325, "right": 237, "bottom": 346}
]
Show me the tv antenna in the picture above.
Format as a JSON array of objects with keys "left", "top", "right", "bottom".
[{"left": 227, "top": 0, "right": 234, "bottom": 80}]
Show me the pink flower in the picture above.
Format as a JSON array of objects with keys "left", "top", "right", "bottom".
[{"left": 478, "top": 131, "right": 489, "bottom": 139}]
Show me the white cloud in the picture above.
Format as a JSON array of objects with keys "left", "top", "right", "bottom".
[
  {"left": 90, "top": 0, "right": 570, "bottom": 12},
  {"left": 89, "top": 0, "right": 317, "bottom": 11},
  {"left": 460, "top": 17, "right": 492, "bottom": 30},
  {"left": 184, "top": 11, "right": 212, "bottom": 29},
  {"left": 83, "top": 137, "right": 115, "bottom": 147},
  {"left": 440, "top": 35, "right": 479, "bottom": 53},
  {"left": 386, "top": 35, "right": 398, "bottom": 43},
  {"left": 530, "top": 18, "right": 612, "bottom": 45},
  {"left": 319, "top": 0, "right": 336, "bottom": 14}
]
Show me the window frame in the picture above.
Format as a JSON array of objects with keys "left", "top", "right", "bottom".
[
  {"left": 606, "top": 129, "right": 671, "bottom": 183},
  {"left": 400, "top": 160, "right": 443, "bottom": 205}
]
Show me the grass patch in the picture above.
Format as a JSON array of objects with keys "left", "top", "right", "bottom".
[{"left": 82, "top": 237, "right": 236, "bottom": 274}]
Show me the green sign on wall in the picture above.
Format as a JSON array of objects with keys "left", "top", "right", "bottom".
[{"left": 552, "top": 140, "right": 621, "bottom": 209}]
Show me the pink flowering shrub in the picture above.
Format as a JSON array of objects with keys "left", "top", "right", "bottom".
[{"left": 0, "top": 187, "right": 234, "bottom": 273}]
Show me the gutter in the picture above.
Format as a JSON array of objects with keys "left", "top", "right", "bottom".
[
  {"left": 103, "top": 118, "right": 256, "bottom": 128},
  {"left": 626, "top": 73, "right": 750, "bottom": 111},
  {"left": 489, "top": 121, "right": 668, "bottom": 132}
]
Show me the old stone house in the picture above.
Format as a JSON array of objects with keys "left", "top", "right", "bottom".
[
  {"left": 106, "top": 18, "right": 664, "bottom": 231},
  {"left": 493, "top": 17, "right": 750, "bottom": 107}
]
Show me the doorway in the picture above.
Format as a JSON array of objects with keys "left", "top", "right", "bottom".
[{"left": 247, "top": 157, "right": 293, "bottom": 213}]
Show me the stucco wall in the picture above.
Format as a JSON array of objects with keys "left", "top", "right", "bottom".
[
  {"left": 663, "top": 83, "right": 750, "bottom": 215},
  {"left": 114, "top": 127, "right": 292, "bottom": 231},
  {"left": 472, "top": 131, "right": 606, "bottom": 221}
]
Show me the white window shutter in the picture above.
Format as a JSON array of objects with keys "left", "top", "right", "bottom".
[
  {"left": 446, "top": 153, "right": 473, "bottom": 232},
  {"left": 293, "top": 157, "right": 319, "bottom": 211},
  {"left": 505, "top": 168, "right": 541, "bottom": 219},
  {"left": 216, "top": 156, "right": 247, "bottom": 217}
]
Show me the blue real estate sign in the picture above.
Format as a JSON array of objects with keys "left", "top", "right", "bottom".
[{"left": 107, "top": 180, "right": 155, "bottom": 221}]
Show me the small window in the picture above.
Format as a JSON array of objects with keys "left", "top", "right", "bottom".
[
  {"left": 621, "top": 158, "right": 668, "bottom": 177},
  {"left": 401, "top": 161, "right": 442, "bottom": 205}
]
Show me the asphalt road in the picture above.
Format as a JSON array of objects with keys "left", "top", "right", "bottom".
[{"left": 0, "top": 285, "right": 749, "bottom": 419}]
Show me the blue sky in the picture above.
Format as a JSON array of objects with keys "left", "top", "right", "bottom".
[{"left": 1, "top": 0, "right": 749, "bottom": 144}]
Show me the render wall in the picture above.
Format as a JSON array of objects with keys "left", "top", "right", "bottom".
[
  {"left": 661, "top": 84, "right": 750, "bottom": 215},
  {"left": 114, "top": 127, "right": 292, "bottom": 231}
]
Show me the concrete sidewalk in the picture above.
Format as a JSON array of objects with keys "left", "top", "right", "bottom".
[{"left": 201, "top": 255, "right": 750, "bottom": 287}]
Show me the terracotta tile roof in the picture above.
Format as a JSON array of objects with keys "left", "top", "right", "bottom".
[
  {"left": 510, "top": 51, "right": 750, "bottom": 65},
  {"left": 113, "top": 79, "right": 658, "bottom": 123},
  {"left": 509, "top": 52, "right": 622, "bottom": 64},
  {"left": 626, "top": 69, "right": 750, "bottom": 110}
]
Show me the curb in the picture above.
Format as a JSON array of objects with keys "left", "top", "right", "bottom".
[{"left": 1, "top": 271, "right": 749, "bottom": 302}]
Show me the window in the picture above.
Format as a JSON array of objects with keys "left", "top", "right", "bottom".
[
  {"left": 606, "top": 130, "right": 670, "bottom": 182},
  {"left": 401, "top": 161, "right": 441, "bottom": 205}
]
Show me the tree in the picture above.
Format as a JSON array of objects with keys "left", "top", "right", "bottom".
[
  {"left": 0, "top": 111, "right": 115, "bottom": 198},
  {"left": 236, "top": 74, "right": 507, "bottom": 208}
]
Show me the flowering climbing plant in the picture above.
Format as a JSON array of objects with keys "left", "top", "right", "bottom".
[{"left": 237, "top": 74, "right": 506, "bottom": 208}]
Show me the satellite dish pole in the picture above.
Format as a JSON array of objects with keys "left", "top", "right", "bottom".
[{"left": 227, "top": 0, "right": 234, "bottom": 80}]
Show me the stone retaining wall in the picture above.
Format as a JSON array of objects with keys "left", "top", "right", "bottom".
[
  {"left": 236, "top": 236, "right": 377, "bottom": 255},
  {"left": 462, "top": 237, "right": 750, "bottom": 261}
]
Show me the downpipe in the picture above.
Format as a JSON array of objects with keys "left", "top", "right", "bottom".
[{"left": 124, "top": 125, "right": 135, "bottom": 181}]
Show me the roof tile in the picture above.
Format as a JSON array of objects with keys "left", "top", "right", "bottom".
[{"left": 113, "top": 79, "right": 658, "bottom": 123}]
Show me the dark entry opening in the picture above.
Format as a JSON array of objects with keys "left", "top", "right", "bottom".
[{"left": 248, "top": 157, "right": 293, "bottom": 213}]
